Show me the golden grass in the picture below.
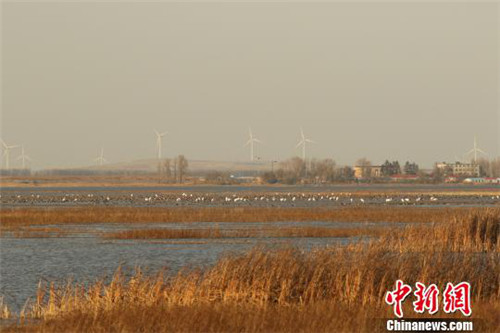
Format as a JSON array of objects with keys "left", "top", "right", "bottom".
[
  {"left": 0, "top": 206, "right": 479, "bottom": 231},
  {"left": 5, "top": 209, "right": 499, "bottom": 332},
  {"left": 104, "top": 226, "right": 388, "bottom": 240},
  {"left": 0, "top": 297, "right": 12, "bottom": 320}
]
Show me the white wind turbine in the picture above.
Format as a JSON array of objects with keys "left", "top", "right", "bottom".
[
  {"left": 244, "top": 127, "right": 263, "bottom": 161},
  {"left": 1, "top": 139, "right": 20, "bottom": 169},
  {"left": 154, "top": 129, "right": 167, "bottom": 160},
  {"left": 295, "top": 127, "right": 316, "bottom": 160},
  {"left": 465, "top": 136, "right": 488, "bottom": 163},
  {"left": 17, "top": 145, "right": 32, "bottom": 169},
  {"left": 94, "top": 148, "right": 107, "bottom": 166}
]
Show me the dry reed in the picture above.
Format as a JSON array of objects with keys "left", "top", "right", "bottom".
[
  {"left": 6, "top": 209, "right": 499, "bottom": 332},
  {"left": 0, "top": 206, "right": 477, "bottom": 230},
  {"left": 104, "top": 226, "right": 388, "bottom": 240}
]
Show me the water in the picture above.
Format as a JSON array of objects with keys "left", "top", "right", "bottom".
[
  {"left": 0, "top": 221, "right": 366, "bottom": 312},
  {"left": 1, "top": 187, "right": 498, "bottom": 208}
]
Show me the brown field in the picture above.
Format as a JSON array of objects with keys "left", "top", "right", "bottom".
[
  {"left": 104, "top": 225, "right": 389, "bottom": 240},
  {"left": 0, "top": 206, "right": 486, "bottom": 239},
  {"left": 2, "top": 208, "right": 499, "bottom": 332},
  {"left": 0, "top": 206, "right": 480, "bottom": 230}
]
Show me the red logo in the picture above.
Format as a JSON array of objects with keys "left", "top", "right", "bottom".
[
  {"left": 443, "top": 282, "right": 472, "bottom": 316},
  {"left": 385, "top": 281, "right": 471, "bottom": 318},
  {"left": 385, "top": 280, "right": 412, "bottom": 318},
  {"left": 413, "top": 282, "right": 439, "bottom": 315}
]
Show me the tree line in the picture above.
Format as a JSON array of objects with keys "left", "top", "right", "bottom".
[
  {"left": 260, "top": 157, "right": 423, "bottom": 184},
  {"left": 157, "top": 155, "right": 189, "bottom": 183}
]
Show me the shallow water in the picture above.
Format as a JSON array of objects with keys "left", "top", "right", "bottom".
[
  {"left": 1, "top": 188, "right": 498, "bottom": 208},
  {"left": 0, "top": 220, "right": 365, "bottom": 312}
]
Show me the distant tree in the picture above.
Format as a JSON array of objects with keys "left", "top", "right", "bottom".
[
  {"left": 261, "top": 171, "right": 278, "bottom": 184},
  {"left": 403, "top": 161, "right": 419, "bottom": 175},
  {"left": 336, "top": 166, "right": 354, "bottom": 181},
  {"left": 205, "top": 171, "right": 233, "bottom": 185},
  {"left": 381, "top": 160, "right": 401, "bottom": 176},
  {"left": 381, "top": 160, "right": 391, "bottom": 176},
  {"left": 432, "top": 163, "right": 445, "bottom": 183},
  {"left": 393, "top": 161, "right": 401, "bottom": 175},
  {"left": 310, "top": 158, "right": 336, "bottom": 183},
  {"left": 264, "top": 157, "right": 343, "bottom": 184},
  {"left": 491, "top": 157, "right": 500, "bottom": 177},
  {"left": 164, "top": 159, "right": 172, "bottom": 182},
  {"left": 289, "top": 157, "right": 306, "bottom": 179},
  {"left": 279, "top": 157, "right": 305, "bottom": 183},
  {"left": 157, "top": 161, "right": 163, "bottom": 183},
  {"left": 176, "top": 155, "right": 188, "bottom": 183},
  {"left": 172, "top": 160, "right": 177, "bottom": 183}
]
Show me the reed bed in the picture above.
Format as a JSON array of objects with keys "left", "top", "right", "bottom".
[
  {"left": 104, "top": 226, "right": 388, "bottom": 240},
  {"left": 6, "top": 209, "right": 499, "bottom": 332},
  {"left": 0, "top": 206, "right": 477, "bottom": 231}
]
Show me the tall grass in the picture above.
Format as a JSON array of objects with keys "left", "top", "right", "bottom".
[
  {"left": 0, "top": 206, "right": 477, "bottom": 229},
  {"left": 8, "top": 209, "right": 499, "bottom": 332},
  {"left": 104, "top": 226, "right": 388, "bottom": 240}
]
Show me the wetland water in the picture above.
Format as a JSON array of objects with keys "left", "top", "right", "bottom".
[
  {"left": 0, "top": 184, "right": 497, "bottom": 313},
  {"left": 0, "top": 220, "right": 382, "bottom": 312},
  {"left": 1, "top": 187, "right": 499, "bottom": 208}
]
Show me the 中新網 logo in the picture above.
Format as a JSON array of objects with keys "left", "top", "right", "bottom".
[{"left": 385, "top": 280, "right": 471, "bottom": 318}]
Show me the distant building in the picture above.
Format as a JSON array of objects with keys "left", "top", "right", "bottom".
[
  {"left": 436, "top": 162, "right": 480, "bottom": 177},
  {"left": 353, "top": 165, "right": 382, "bottom": 179},
  {"left": 452, "top": 163, "right": 480, "bottom": 177}
]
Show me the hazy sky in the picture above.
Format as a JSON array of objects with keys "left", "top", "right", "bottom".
[{"left": 1, "top": 2, "right": 499, "bottom": 169}]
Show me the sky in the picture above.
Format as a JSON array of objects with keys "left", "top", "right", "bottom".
[{"left": 1, "top": 1, "right": 499, "bottom": 169}]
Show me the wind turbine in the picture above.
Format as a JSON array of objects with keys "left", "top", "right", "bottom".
[
  {"left": 1, "top": 139, "right": 19, "bottom": 169},
  {"left": 244, "top": 127, "right": 263, "bottom": 161},
  {"left": 295, "top": 127, "right": 316, "bottom": 160},
  {"left": 154, "top": 129, "right": 167, "bottom": 160},
  {"left": 16, "top": 145, "right": 31, "bottom": 169},
  {"left": 94, "top": 148, "right": 107, "bottom": 166},
  {"left": 465, "top": 136, "right": 488, "bottom": 163}
]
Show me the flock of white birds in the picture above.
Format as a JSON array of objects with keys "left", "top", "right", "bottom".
[{"left": 1, "top": 192, "right": 499, "bottom": 207}]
